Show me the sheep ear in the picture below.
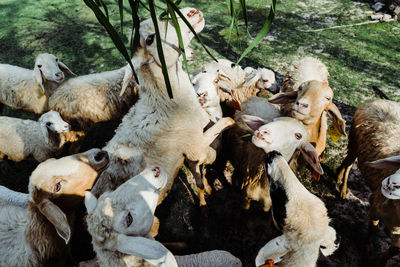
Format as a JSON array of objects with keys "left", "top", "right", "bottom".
[
  {"left": 58, "top": 61, "right": 77, "bottom": 77},
  {"left": 40, "top": 122, "right": 50, "bottom": 145},
  {"left": 367, "top": 156, "right": 400, "bottom": 170},
  {"left": 241, "top": 115, "right": 268, "bottom": 131},
  {"left": 37, "top": 198, "right": 71, "bottom": 244},
  {"left": 326, "top": 102, "right": 346, "bottom": 136},
  {"left": 34, "top": 67, "right": 45, "bottom": 94},
  {"left": 299, "top": 142, "right": 324, "bottom": 175},
  {"left": 84, "top": 191, "right": 97, "bottom": 214},
  {"left": 113, "top": 234, "right": 178, "bottom": 267},
  {"left": 120, "top": 65, "right": 134, "bottom": 97},
  {"left": 268, "top": 91, "right": 298, "bottom": 104}
]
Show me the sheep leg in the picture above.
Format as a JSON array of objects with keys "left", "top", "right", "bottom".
[
  {"left": 185, "top": 159, "right": 207, "bottom": 207},
  {"left": 201, "top": 164, "right": 212, "bottom": 195},
  {"left": 365, "top": 218, "right": 380, "bottom": 255},
  {"left": 202, "top": 117, "right": 234, "bottom": 147}
]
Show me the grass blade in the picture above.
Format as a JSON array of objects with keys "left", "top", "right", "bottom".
[
  {"left": 165, "top": 0, "right": 217, "bottom": 62},
  {"left": 239, "top": 0, "right": 248, "bottom": 29},
  {"left": 83, "top": 0, "right": 138, "bottom": 83},
  {"left": 236, "top": 0, "right": 277, "bottom": 65},
  {"left": 97, "top": 0, "right": 109, "bottom": 19},
  {"left": 148, "top": 0, "right": 174, "bottom": 98},
  {"left": 118, "top": 0, "right": 124, "bottom": 34}
]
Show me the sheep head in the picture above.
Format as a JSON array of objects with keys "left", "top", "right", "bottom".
[
  {"left": 133, "top": 7, "right": 204, "bottom": 69},
  {"left": 192, "top": 72, "right": 220, "bottom": 109},
  {"left": 245, "top": 68, "right": 279, "bottom": 94},
  {"left": 243, "top": 115, "right": 323, "bottom": 175},
  {"left": 85, "top": 166, "right": 177, "bottom": 266},
  {"left": 269, "top": 80, "right": 346, "bottom": 136},
  {"left": 33, "top": 53, "right": 76, "bottom": 94},
  {"left": 29, "top": 148, "right": 109, "bottom": 243},
  {"left": 120, "top": 7, "right": 204, "bottom": 96},
  {"left": 39, "top": 110, "right": 70, "bottom": 148},
  {"left": 368, "top": 155, "right": 400, "bottom": 200},
  {"left": 319, "top": 226, "right": 340, "bottom": 257}
]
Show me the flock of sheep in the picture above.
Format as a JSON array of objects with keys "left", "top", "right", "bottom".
[{"left": 0, "top": 6, "right": 399, "bottom": 267}]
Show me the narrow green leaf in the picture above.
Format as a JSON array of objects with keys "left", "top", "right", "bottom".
[
  {"left": 160, "top": 0, "right": 182, "bottom": 18},
  {"left": 167, "top": 4, "right": 190, "bottom": 80},
  {"left": 138, "top": 0, "right": 150, "bottom": 11},
  {"left": 128, "top": 0, "right": 140, "bottom": 83},
  {"left": 240, "top": 133, "right": 251, "bottom": 138},
  {"left": 118, "top": 0, "right": 124, "bottom": 34},
  {"left": 239, "top": 0, "right": 248, "bottom": 28},
  {"left": 83, "top": 0, "right": 138, "bottom": 84},
  {"left": 165, "top": 0, "right": 217, "bottom": 62},
  {"left": 148, "top": 0, "right": 174, "bottom": 99},
  {"left": 98, "top": 0, "right": 109, "bottom": 19},
  {"left": 236, "top": 0, "right": 277, "bottom": 65}
]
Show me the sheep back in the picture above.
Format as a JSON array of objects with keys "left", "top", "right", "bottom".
[
  {"left": 0, "top": 64, "right": 49, "bottom": 114},
  {"left": 48, "top": 67, "right": 138, "bottom": 129}
]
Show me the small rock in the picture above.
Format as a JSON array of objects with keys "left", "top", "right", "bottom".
[
  {"left": 394, "top": 6, "right": 400, "bottom": 15},
  {"left": 372, "top": 2, "right": 385, "bottom": 11},
  {"left": 371, "top": 13, "right": 384, "bottom": 20},
  {"left": 381, "top": 14, "right": 393, "bottom": 22}
]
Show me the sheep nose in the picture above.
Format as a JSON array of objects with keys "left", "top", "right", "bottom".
[
  {"left": 94, "top": 151, "right": 108, "bottom": 162},
  {"left": 55, "top": 72, "right": 64, "bottom": 78},
  {"left": 152, "top": 166, "right": 161, "bottom": 178},
  {"left": 297, "top": 101, "right": 308, "bottom": 108}
]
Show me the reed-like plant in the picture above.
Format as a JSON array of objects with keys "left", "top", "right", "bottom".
[{"left": 83, "top": 0, "right": 277, "bottom": 98}]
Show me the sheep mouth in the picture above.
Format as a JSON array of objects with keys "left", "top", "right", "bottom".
[
  {"left": 253, "top": 135, "right": 272, "bottom": 144},
  {"left": 291, "top": 109, "right": 307, "bottom": 119}
]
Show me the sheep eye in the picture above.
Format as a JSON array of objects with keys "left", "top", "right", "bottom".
[
  {"left": 126, "top": 212, "right": 133, "bottom": 227},
  {"left": 55, "top": 58, "right": 58, "bottom": 62},
  {"left": 320, "top": 245, "right": 327, "bottom": 249},
  {"left": 263, "top": 79, "right": 269, "bottom": 83},
  {"left": 37, "top": 64, "right": 42, "bottom": 68},
  {"left": 46, "top": 122, "right": 52, "bottom": 127},
  {"left": 54, "top": 182, "right": 62, "bottom": 192},
  {"left": 295, "top": 133, "right": 302, "bottom": 140},
  {"left": 326, "top": 97, "right": 331, "bottom": 101},
  {"left": 145, "top": 34, "right": 155, "bottom": 46}
]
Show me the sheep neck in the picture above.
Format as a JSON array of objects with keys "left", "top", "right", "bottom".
[{"left": 25, "top": 202, "right": 71, "bottom": 265}]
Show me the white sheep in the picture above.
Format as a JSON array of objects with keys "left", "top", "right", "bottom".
[
  {"left": 254, "top": 151, "right": 339, "bottom": 267},
  {"left": 48, "top": 64, "right": 138, "bottom": 131},
  {"left": 0, "top": 110, "right": 70, "bottom": 162},
  {"left": 193, "top": 60, "right": 278, "bottom": 117},
  {"left": 0, "top": 185, "right": 28, "bottom": 207},
  {"left": 0, "top": 53, "right": 76, "bottom": 114},
  {"left": 224, "top": 97, "right": 322, "bottom": 211},
  {"left": 90, "top": 8, "right": 234, "bottom": 212},
  {"left": 336, "top": 99, "right": 400, "bottom": 265},
  {"left": 84, "top": 166, "right": 242, "bottom": 267},
  {"left": 268, "top": 57, "right": 346, "bottom": 157},
  {"left": 281, "top": 56, "right": 329, "bottom": 93},
  {"left": 0, "top": 148, "right": 109, "bottom": 267},
  {"left": 192, "top": 72, "right": 222, "bottom": 122}
]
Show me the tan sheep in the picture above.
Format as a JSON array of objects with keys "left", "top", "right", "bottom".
[
  {"left": 336, "top": 99, "right": 400, "bottom": 265},
  {"left": 268, "top": 58, "right": 346, "bottom": 157},
  {"left": 0, "top": 53, "right": 75, "bottom": 114},
  {"left": 0, "top": 148, "right": 109, "bottom": 267}
]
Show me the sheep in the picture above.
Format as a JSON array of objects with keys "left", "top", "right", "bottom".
[
  {"left": 48, "top": 63, "right": 138, "bottom": 131},
  {"left": 84, "top": 166, "right": 242, "bottom": 267},
  {"left": 0, "top": 53, "right": 76, "bottom": 114},
  {"left": 0, "top": 110, "right": 71, "bottom": 162},
  {"left": 0, "top": 148, "right": 109, "bottom": 267},
  {"left": 336, "top": 99, "right": 400, "bottom": 265},
  {"left": 281, "top": 57, "right": 329, "bottom": 93},
  {"left": 268, "top": 57, "right": 346, "bottom": 157},
  {"left": 254, "top": 151, "right": 339, "bottom": 267},
  {"left": 224, "top": 96, "right": 322, "bottom": 212},
  {"left": 90, "top": 7, "right": 234, "bottom": 211}
]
